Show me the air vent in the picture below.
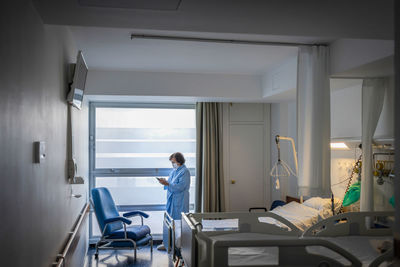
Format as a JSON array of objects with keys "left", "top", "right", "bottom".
[{"left": 78, "top": 0, "right": 182, "bottom": 10}]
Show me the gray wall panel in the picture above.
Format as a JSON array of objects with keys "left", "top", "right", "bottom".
[{"left": 0, "top": 1, "right": 88, "bottom": 266}]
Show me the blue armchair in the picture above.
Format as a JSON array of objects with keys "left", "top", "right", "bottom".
[{"left": 91, "top": 187, "right": 153, "bottom": 259}]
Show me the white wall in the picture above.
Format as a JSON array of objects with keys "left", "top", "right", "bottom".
[
  {"left": 331, "top": 78, "right": 395, "bottom": 139},
  {"left": 262, "top": 56, "right": 297, "bottom": 102},
  {"left": 0, "top": 2, "right": 88, "bottom": 266},
  {"left": 331, "top": 82, "right": 362, "bottom": 138},
  {"left": 330, "top": 39, "right": 394, "bottom": 77},
  {"left": 86, "top": 70, "right": 263, "bottom": 100}
]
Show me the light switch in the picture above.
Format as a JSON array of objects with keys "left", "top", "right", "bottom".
[{"left": 34, "top": 141, "right": 46, "bottom": 163}]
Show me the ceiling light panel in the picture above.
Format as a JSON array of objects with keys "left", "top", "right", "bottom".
[{"left": 330, "top": 142, "right": 350, "bottom": 150}]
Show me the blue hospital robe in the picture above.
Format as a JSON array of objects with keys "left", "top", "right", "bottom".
[{"left": 164, "top": 164, "right": 191, "bottom": 219}]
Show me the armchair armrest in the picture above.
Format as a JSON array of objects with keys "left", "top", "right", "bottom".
[
  {"left": 123, "top": 211, "right": 149, "bottom": 218},
  {"left": 123, "top": 211, "right": 149, "bottom": 226},
  {"left": 104, "top": 216, "right": 132, "bottom": 225}
]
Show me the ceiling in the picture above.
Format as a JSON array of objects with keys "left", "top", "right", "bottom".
[
  {"left": 32, "top": 0, "right": 394, "bottom": 102},
  {"left": 34, "top": 0, "right": 394, "bottom": 40},
  {"left": 36, "top": 0, "right": 394, "bottom": 76},
  {"left": 71, "top": 26, "right": 299, "bottom": 75}
]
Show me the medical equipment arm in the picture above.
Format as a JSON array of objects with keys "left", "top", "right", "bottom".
[
  {"left": 277, "top": 135, "right": 298, "bottom": 176},
  {"left": 270, "top": 135, "right": 298, "bottom": 190}
]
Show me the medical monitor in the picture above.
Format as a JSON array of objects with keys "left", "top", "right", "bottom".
[{"left": 67, "top": 51, "right": 88, "bottom": 110}]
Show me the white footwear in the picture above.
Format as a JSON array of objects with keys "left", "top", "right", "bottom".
[{"left": 157, "top": 244, "right": 166, "bottom": 251}]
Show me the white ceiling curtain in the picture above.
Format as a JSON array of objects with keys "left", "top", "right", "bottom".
[
  {"left": 360, "top": 78, "right": 386, "bottom": 212},
  {"left": 297, "top": 46, "right": 331, "bottom": 197}
]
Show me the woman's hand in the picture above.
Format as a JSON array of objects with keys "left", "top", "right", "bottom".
[{"left": 158, "top": 178, "right": 169, "bottom": 186}]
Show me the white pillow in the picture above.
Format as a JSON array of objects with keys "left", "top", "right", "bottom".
[{"left": 303, "top": 197, "right": 341, "bottom": 212}]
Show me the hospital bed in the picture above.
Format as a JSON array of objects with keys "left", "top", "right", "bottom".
[
  {"left": 302, "top": 211, "right": 395, "bottom": 267},
  {"left": 180, "top": 211, "right": 303, "bottom": 267},
  {"left": 179, "top": 209, "right": 369, "bottom": 267},
  {"left": 168, "top": 203, "right": 394, "bottom": 267},
  {"left": 163, "top": 196, "right": 340, "bottom": 254},
  {"left": 181, "top": 211, "right": 394, "bottom": 267},
  {"left": 163, "top": 210, "right": 301, "bottom": 266},
  {"left": 169, "top": 197, "right": 340, "bottom": 264},
  {"left": 163, "top": 197, "right": 341, "bottom": 266}
]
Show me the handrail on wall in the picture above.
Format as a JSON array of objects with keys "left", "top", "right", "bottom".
[{"left": 54, "top": 203, "right": 90, "bottom": 267}]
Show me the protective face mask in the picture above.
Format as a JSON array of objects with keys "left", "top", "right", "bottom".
[{"left": 172, "top": 163, "right": 178, "bottom": 169}]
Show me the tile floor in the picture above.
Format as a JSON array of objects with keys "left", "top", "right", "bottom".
[{"left": 86, "top": 245, "right": 174, "bottom": 267}]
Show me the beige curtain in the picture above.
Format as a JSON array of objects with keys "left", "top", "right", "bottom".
[{"left": 196, "top": 102, "right": 225, "bottom": 212}]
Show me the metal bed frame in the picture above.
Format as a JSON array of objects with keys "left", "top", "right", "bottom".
[
  {"left": 195, "top": 232, "right": 362, "bottom": 267},
  {"left": 163, "top": 212, "right": 179, "bottom": 258},
  {"left": 303, "top": 211, "right": 394, "bottom": 237},
  {"left": 303, "top": 211, "right": 395, "bottom": 267},
  {"left": 177, "top": 211, "right": 395, "bottom": 267}
]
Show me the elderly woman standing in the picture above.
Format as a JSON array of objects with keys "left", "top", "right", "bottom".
[{"left": 157, "top": 152, "right": 191, "bottom": 250}]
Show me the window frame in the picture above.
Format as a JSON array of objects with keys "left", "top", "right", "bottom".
[{"left": 88, "top": 102, "right": 196, "bottom": 242}]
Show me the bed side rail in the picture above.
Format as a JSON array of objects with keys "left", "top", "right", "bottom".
[
  {"left": 163, "top": 212, "right": 176, "bottom": 254},
  {"left": 303, "top": 211, "right": 394, "bottom": 237},
  {"left": 186, "top": 211, "right": 302, "bottom": 236},
  {"left": 181, "top": 213, "right": 197, "bottom": 267},
  {"left": 195, "top": 231, "right": 362, "bottom": 267},
  {"left": 369, "top": 248, "right": 394, "bottom": 267}
]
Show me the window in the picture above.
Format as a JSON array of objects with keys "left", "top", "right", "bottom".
[{"left": 89, "top": 103, "right": 196, "bottom": 241}]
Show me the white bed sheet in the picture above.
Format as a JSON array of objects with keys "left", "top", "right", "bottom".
[
  {"left": 202, "top": 218, "right": 239, "bottom": 231},
  {"left": 258, "top": 201, "right": 322, "bottom": 231},
  {"left": 175, "top": 220, "right": 182, "bottom": 248}
]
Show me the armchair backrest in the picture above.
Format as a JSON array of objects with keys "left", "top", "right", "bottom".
[{"left": 91, "top": 187, "right": 123, "bottom": 235}]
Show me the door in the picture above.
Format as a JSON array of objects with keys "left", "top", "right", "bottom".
[
  {"left": 225, "top": 103, "right": 269, "bottom": 212},
  {"left": 229, "top": 124, "right": 265, "bottom": 211}
]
